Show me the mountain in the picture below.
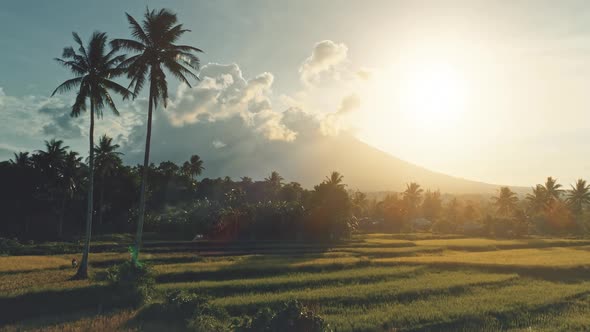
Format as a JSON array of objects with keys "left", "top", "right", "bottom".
[{"left": 123, "top": 114, "right": 519, "bottom": 194}]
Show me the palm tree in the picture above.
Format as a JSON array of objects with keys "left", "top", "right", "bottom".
[
  {"left": 34, "top": 140, "right": 69, "bottom": 237},
  {"left": 526, "top": 184, "right": 549, "bottom": 215},
  {"left": 240, "top": 176, "right": 253, "bottom": 186},
  {"left": 10, "top": 152, "right": 31, "bottom": 168},
  {"left": 493, "top": 187, "right": 519, "bottom": 217},
  {"left": 265, "top": 171, "right": 284, "bottom": 188},
  {"left": 35, "top": 139, "right": 69, "bottom": 174},
  {"left": 325, "top": 171, "right": 345, "bottom": 188},
  {"left": 94, "top": 135, "right": 123, "bottom": 226},
  {"left": 182, "top": 155, "right": 204, "bottom": 180},
  {"left": 566, "top": 179, "right": 590, "bottom": 216},
  {"left": 544, "top": 177, "right": 564, "bottom": 202},
  {"left": 52, "top": 32, "right": 131, "bottom": 279},
  {"left": 403, "top": 182, "right": 424, "bottom": 218},
  {"left": 112, "top": 8, "right": 203, "bottom": 261}
]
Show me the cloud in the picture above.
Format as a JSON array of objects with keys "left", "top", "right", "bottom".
[
  {"left": 212, "top": 140, "right": 227, "bottom": 149},
  {"left": 299, "top": 40, "right": 348, "bottom": 85},
  {"left": 250, "top": 109, "right": 297, "bottom": 141},
  {"left": 164, "top": 62, "right": 294, "bottom": 142},
  {"left": 0, "top": 86, "right": 145, "bottom": 156},
  {"left": 39, "top": 107, "right": 83, "bottom": 139},
  {"left": 356, "top": 68, "right": 373, "bottom": 81},
  {"left": 320, "top": 94, "right": 361, "bottom": 136},
  {"left": 337, "top": 94, "right": 361, "bottom": 115}
]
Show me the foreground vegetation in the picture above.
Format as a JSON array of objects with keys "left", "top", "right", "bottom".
[{"left": 2, "top": 233, "right": 590, "bottom": 331}]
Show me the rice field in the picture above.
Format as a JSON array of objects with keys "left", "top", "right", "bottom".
[{"left": 2, "top": 234, "right": 590, "bottom": 331}]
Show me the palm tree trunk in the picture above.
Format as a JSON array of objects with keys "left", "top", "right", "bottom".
[
  {"left": 76, "top": 101, "right": 95, "bottom": 279},
  {"left": 98, "top": 176, "right": 105, "bottom": 226},
  {"left": 135, "top": 92, "right": 154, "bottom": 262},
  {"left": 58, "top": 193, "right": 67, "bottom": 238}
]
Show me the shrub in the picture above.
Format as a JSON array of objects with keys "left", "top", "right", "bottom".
[
  {"left": 138, "top": 290, "right": 230, "bottom": 331},
  {"left": 106, "top": 261, "right": 155, "bottom": 307},
  {"left": 164, "top": 290, "right": 211, "bottom": 320},
  {"left": 0, "top": 237, "right": 21, "bottom": 255},
  {"left": 432, "top": 219, "right": 457, "bottom": 234},
  {"left": 238, "top": 300, "right": 331, "bottom": 332}
]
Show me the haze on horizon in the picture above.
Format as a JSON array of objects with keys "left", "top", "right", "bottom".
[{"left": 1, "top": 0, "right": 590, "bottom": 188}]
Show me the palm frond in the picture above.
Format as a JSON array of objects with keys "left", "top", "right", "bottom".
[
  {"left": 54, "top": 58, "right": 87, "bottom": 76},
  {"left": 126, "top": 13, "right": 150, "bottom": 44},
  {"left": 101, "top": 78, "right": 134, "bottom": 100},
  {"left": 110, "top": 38, "right": 145, "bottom": 52},
  {"left": 51, "top": 77, "right": 84, "bottom": 96},
  {"left": 162, "top": 58, "right": 197, "bottom": 87},
  {"left": 71, "top": 83, "right": 89, "bottom": 117},
  {"left": 100, "top": 89, "right": 120, "bottom": 116},
  {"left": 71, "top": 32, "right": 89, "bottom": 60},
  {"left": 174, "top": 44, "right": 204, "bottom": 53}
]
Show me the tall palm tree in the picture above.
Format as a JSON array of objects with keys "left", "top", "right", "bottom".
[
  {"left": 566, "top": 179, "right": 590, "bottom": 216},
  {"left": 182, "top": 154, "right": 204, "bottom": 180},
  {"left": 325, "top": 171, "right": 345, "bottom": 188},
  {"left": 112, "top": 8, "right": 202, "bottom": 261},
  {"left": 52, "top": 32, "right": 131, "bottom": 279},
  {"left": 526, "top": 184, "right": 549, "bottom": 215},
  {"left": 493, "top": 187, "right": 519, "bottom": 217},
  {"left": 544, "top": 177, "right": 564, "bottom": 202},
  {"left": 94, "top": 135, "right": 123, "bottom": 226}
]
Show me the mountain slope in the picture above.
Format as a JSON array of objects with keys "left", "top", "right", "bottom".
[{"left": 123, "top": 114, "right": 517, "bottom": 194}]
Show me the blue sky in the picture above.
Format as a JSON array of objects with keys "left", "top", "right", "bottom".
[{"left": 2, "top": 0, "right": 590, "bottom": 188}]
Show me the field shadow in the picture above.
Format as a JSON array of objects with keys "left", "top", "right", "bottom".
[
  {"left": 414, "top": 291, "right": 590, "bottom": 332},
  {"left": 221, "top": 276, "right": 518, "bottom": 316},
  {"left": 390, "top": 261, "right": 590, "bottom": 283},
  {"left": 0, "top": 285, "right": 134, "bottom": 326}
]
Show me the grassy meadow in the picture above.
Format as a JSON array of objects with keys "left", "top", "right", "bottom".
[{"left": 2, "top": 234, "right": 590, "bottom": 331}]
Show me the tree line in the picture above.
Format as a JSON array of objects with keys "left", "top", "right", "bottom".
[
  {"left": 0, "top": 138, "right": 355, "bottom": 243},
  {"left": 363, "top": 178, "right": 590, "bottom": 237},
  {"left": 2, "top": 136, "right": 590, "bottom": 276}
]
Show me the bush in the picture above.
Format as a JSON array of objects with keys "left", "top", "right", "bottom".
[
  {"left": 106, "top": 261, "right": 155, "bottom": 307},
  {"left": 238, "top": 300, "right": 331, "bottom": 332},
  {"left": 138, "top": 290, "right": 230, "bottom": 331},
  {"left": 0, "top": 237, "right": 21, "bottom": 255}
]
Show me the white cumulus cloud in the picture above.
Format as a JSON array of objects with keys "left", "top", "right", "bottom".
[{"left": 299, "top": 40, "right": 348, "bottom": 86}]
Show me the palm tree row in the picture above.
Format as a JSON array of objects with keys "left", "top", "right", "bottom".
[
  {"left": 494, "top": 177, "right": 590, "bottom": 219},
  {"left": 52, "top": 8, "right": 203, "bottom": 278}
]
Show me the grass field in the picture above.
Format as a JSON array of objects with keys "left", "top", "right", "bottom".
[{"left": 2, "top": 234, "right": 590, "bottom": 331}]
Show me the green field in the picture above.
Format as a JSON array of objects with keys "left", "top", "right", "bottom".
[{"left": 2, "top": 234, "right": 590, "bottom": 331}]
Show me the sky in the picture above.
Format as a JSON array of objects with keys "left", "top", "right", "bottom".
[{"left": 2, "top": 0, "right": 590, "bottom": 188}]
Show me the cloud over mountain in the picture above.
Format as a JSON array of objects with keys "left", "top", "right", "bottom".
[{"left": 299, "top": 40, "right": 348, "bottom": 85}]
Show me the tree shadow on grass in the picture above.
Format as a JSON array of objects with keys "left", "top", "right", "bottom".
[
  {"left": 155, "top": 251, "right": 365, "bottom": 283},
  {"left": 0, "top": 284, "right": 135, "bottom": 326},
  {"left": 391, "top": 261, "right": 590, "bottom": 283},
  {"left": 415, "top": 291, "right": 590, "bottom": 332}
]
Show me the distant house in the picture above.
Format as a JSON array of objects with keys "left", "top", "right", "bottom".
[
  {"left": 462, "top": 222, "right": 484, "bottom": 235},
  {"left": 358, "top": 217, "right": 384, "bottom": 232},
  {"left": 411, "top": 218, "right": 432, "bottom": 231}
]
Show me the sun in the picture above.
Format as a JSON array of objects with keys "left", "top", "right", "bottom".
[
  {"left": 366, "top": 61, "right": 469, "bottom": 133},
  {"left": 399, "top": 62, "right": 467, "bottom": 127}
]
